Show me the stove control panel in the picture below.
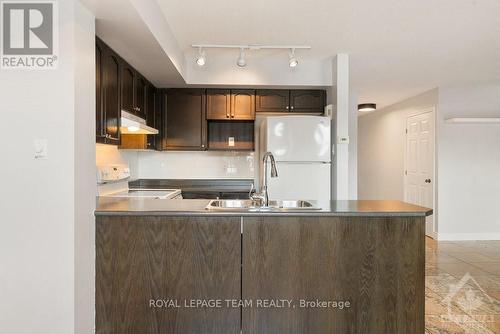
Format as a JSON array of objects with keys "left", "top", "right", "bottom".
[{"left": 97, "top": 165, "right": 130, "bottom": 184}]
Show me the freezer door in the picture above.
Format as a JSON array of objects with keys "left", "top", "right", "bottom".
[
  {"left": 264, "top": 116, "right": 331, "bottom": 162},
  {"left": 265, "top": 162, "right": 331, "bottom": 201}
]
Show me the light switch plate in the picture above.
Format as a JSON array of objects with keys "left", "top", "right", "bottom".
[
  {"left": 228, "top": 137, "right": 235, "bottom": 147},
  {"left": 34, "top": 139, "right": 48, "bottom": 159}
]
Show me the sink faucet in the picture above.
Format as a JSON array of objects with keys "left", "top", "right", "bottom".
[{"left": 250, "top": 152, "right": 278, "bottom": 207}]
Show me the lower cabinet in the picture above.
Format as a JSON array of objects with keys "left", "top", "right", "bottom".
[
  {"left": 96, "top": 215, "right": 424, "bottom": 334},
  {"left": 96, "top": 216, "right": 241, "bottom": 334}
]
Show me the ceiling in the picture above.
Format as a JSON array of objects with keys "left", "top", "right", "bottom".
[
  {"left": 155, "top": 0, "right": 500, "bottom": 108},
  {"left": 83, "top": 0, "right": 500, "bottom": 109},
  {"left": 82, "top": 0, "right": 184, "bottom": 87}
]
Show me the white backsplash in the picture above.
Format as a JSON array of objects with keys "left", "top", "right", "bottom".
[
  {"left": 96, "top": 144, "right": 255, "bottom": 179},
  {"left": 134, "top": 151, "right": 254, "bottom": 179}
]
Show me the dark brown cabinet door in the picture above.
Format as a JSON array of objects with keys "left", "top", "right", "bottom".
[
  {"left": 135, "top": 75, "right": 146, "bottom": 118},
  {"left": 242, "top": 216, "right": 425, "bottom": 333},
  {"left": 146, "top": 83, "right": 156, "bottom": 149},
  {"left": 256, "top": 89, "right": 290, "bottom": 112},
  {"left": 231, "top": 89, "right": 255, "bottom": 120},
  {"left": 120, "top": 63, "right": 135, "bottom": 115},
  {"left": 102, "top": 46, "right": 121, "bottom": 145},
  {"left": 206, "top": 89, "right": 230, "bottom": 120},
  {"left": 96, "top": 216, "right": 241, "bottom": 334},
  {"left": 95, "top": 38, "right": 105, "bottom": 143},
  {"left": 165, "top": 89, "right": 207, "bottom": 150},
  {"left": 290, "top": 90, "right": 326, "bottom": 113}
]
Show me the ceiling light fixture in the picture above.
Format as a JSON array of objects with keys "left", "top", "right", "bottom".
[
  {"left": 196, "top": 47, "right": 206, "bottom": 66},
  {"left": 358, "top": 103, "right": 377, "bottom": 112},
  {"left": 289, "top": 48, "right": 298, "bottom": 67},
  {"left": 191, "top": 44, "right": 311, "bottom": 68},
  {"left": 237, "top": 48, "right": 246, "bottom": 67}
]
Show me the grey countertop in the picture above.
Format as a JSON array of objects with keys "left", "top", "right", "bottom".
[{"left": 95, "top": 197, "right": 433, "bottom": 217}]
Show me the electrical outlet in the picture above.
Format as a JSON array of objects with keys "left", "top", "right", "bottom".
[{"left": 228, "top": 137, "right": 235, "bottom": 147}]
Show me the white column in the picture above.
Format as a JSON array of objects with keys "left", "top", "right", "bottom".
[{"left": 332, "top": 54, "right": 350, "bottom": 200}]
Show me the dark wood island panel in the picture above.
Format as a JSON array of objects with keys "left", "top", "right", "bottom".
[
  {"left": 242, "top": 216, "right": 425, "bottom": 334},
  {"left": 96, "top": 216, "right": 241, "bottom": 334}
]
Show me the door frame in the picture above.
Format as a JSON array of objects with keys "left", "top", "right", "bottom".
[{"left": 404, "top": 107, "right": 437, "bottom": 238}]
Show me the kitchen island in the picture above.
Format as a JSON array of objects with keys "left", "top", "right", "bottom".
[{"left": 95, "top": 198, "right": 431, "bottom": 334}]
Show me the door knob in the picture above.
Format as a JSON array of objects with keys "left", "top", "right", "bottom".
[{"left": 425, "top": 179, "right": 431, "bottom": 183}]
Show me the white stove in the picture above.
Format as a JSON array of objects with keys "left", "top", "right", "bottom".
[{"left": 96, "top": 165, "right": 181, "bottom": 199}]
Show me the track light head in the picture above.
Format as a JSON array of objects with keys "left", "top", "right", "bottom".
[
  {"left": 289, "top": 48, "right": 298, "bottom": 68},
  {"left": 237, "top": 48, "right": 246, "bottom": 67},
  {"left": 196, "top": 47, "right": 206, "bottom": 66}
]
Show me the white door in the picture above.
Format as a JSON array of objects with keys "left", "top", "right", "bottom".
[
  {"left": 264, "top": 116, "right": 331, "bottom": 162},
  {"left": 266, "top": 162, "right": 331, "bottom": 201},
  {"left": 405, "top": 110, "right": 435, "bottom": 236}
]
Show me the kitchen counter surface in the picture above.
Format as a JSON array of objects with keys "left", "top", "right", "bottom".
[{"left": 95, "top": 197, "right": 432, "bottom": 217}]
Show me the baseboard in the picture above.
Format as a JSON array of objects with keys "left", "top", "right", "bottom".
[{"left": 437, "top": 233, "right": 500, "bottom": 241}]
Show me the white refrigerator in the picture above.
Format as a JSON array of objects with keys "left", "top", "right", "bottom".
[{"left": 259, "top": 116, "right": 331, "bottom": 201}]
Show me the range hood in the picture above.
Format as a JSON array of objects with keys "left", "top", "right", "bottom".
[{"left": 120, "top": 110, "right": 159, "bottom": 135}]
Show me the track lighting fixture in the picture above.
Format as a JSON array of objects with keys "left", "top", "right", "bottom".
[
  {"left": 289, "top": 48, "right": 298, "bottom": 68},
  {"left": 237, "top": 48, "right": 246, "bottom": 67},
  {"left": 191, "top": 44, "right": 310, "bottom": 68},
  {"left": 196, "top": 47, "right": 206, "bottom": 66}
]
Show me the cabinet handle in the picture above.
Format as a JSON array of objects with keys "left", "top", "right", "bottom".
[
  {"left": 286, "top": 106, "right": 289, "bottom": 110},
  {"left": 201, "top": 144, "right": 205, "bottom": 148},
  {"left": 291, "top": 106, "right": 294, "bottom": 110}
]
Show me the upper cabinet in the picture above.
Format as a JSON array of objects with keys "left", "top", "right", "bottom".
[
  {"left": 96, "top": 37, "right": 120, "bottom": 145},
  {"left": 290, "top": 90, "right": 326, "bottom": 113},
  {"left": 96, "top": 38, "right": 158, "bottom": 147},
  {"left": 206, "top": 89, "right": 230, "bottom": 120},
  {"left": 207, "top": 89, "right": 255, "bottom": 120},
  {"left": 256, "top": 89, "right": 326, "bottom": 113},
  {"left": 120, "top": 61, "right": 147, "bottom": 118},
  {"left": 145, "top": 82, "right": 157, "bottom": 149},
  {"left": 164, "top": 89, "right": 207, "bottom": 151},
  {"left": 231, "top": 89, "right": 255, "bottom": 120},
  {"left": 95, "top": 39, "right": 104, "bottom": 142},
  {"left": 256, "top": 90, "right": 290, "bottom": 112},
  {"left": 135, "top": 75, "right": 147, "bottom": 119},
  {"left": 120, "top": 63, "right": 135, "bottom": 115}
]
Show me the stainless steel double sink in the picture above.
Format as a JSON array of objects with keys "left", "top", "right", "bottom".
[{"left": 205, "top": 199, "right": 320, "bottom": 212}]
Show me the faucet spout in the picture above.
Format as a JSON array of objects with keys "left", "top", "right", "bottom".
[{"left": 261, "top": 152, "right": 278, "bottom": 206}]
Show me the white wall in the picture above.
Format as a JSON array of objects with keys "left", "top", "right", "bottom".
[
  {"left": 436, "top": 85, "right": 500, "bottom": 240},
  {"left": 358, "top": 85, "right": 500, "bottom": 240},
  {"left": 0, "top": 1, "right": 95, "bottom": 333},
  {"left": 358, "top": 89, "right": 439, "bottom": 200},
  {"left": 74, "top": 3, "right": 96, "bottom": 333},
  {"left": 186, "top": 53, "right": 332, "bottom": 87}
]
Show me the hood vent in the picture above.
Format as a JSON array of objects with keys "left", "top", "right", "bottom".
[{"left": 120, "top": 110, "right": 159, "bottom": 135}]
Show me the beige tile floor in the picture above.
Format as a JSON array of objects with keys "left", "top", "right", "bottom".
[{"left": 425, "top": 238, "right": 500, "bottom": 333}]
